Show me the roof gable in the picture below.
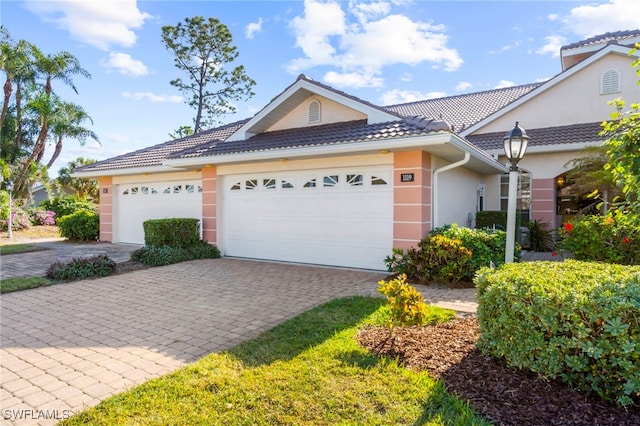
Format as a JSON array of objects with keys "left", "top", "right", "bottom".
[
  {"left": 226, "top": 74, "right": 400, "bottom": 141},
  {"left": 460, "top": 43, "right": 640, "bottom": 137}
]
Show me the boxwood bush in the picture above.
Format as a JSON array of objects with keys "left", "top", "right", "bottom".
[
  {"left": 475, "top": 260, "right": 640, "bottom": 406},
  {"left": 143, "top": 218, "right": 200, "bottom": 249}
]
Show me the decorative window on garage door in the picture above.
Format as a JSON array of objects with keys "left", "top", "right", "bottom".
[
  {"left": 121, "top": 183, "right": 202, "bottom": 195},
  {"left": 230, "top": 172, "right": 389, "bottom": 192}
]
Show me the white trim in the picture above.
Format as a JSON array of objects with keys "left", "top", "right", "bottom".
[
  {"left": 461, "top": 44, "right": 640, "bottom": 137},
  {"left": 227, "top": 78, "right": 398, "bottom": 141},
  {"left": 71, "top": 165, "right": 180, "bottom": 179},
  {"left": 484, "top": 140, "right": 603, "bottom": 156}
]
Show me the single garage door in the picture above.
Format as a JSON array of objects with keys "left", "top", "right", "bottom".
[
  {"left": 115, "top": 181, "right": 202, "bottom": 244},
  {"left": 222, "top": 166, "right": 393, "bottom": 270}
]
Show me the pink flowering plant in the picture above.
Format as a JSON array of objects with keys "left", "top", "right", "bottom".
[
  {"left": 557, "top": 212, "right": 639, "bottom": 265},
  {"left": 29, "top": 208, "right": 56, "bottom": 226}
]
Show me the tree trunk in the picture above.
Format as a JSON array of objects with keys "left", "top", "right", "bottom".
[
  {"left": 1, "top": 76, "right": 12, "bottom": 130},
  {"left": 14, "top": 122, "right": 48, "bottom": 195},
  {"left": 46, "top": 137, "right": 63, "bottom": 169}
]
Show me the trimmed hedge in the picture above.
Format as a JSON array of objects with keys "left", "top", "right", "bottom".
[
  {"left": 476, "top": 260, "right": 640, "bottom": 407},
  {"left": 143, "top": 218, "right": 200, "bottom": 249}
]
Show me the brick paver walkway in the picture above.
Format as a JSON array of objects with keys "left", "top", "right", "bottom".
[
  {"left": 1, "top": 245, "right": 485, "bottom": 425},
  {"left": 1, "top": 259, "right": 391, "bottom": 425}
]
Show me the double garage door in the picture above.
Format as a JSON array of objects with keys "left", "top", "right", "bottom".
[
  {"left": 115, "top": 167, "right": 393, "bottom": 270},
  {"left": 222, "top": 166, "right": 393, "bottom": 270}
]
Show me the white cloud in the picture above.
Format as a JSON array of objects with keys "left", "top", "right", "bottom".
[
  {"left": 456, "top": 81, "right": 472, "bottom": 92},
  {"left": 494, "top": 80, "right": 516, "bottom": 89},
  {"left": 245, "top": 18, "right": 263, "bottom": 39},
  {"left": 24, "top": 0, "right": 151, "bottom": 50},
  {"left": 564, "top": 0, "right": 640, "bottom": 38},
  {"left": 103, "top": 52, "right": 148, "bottom": 76},
  {"left": 287, "top": 0, "right": 462, "bottom": 89},
  {"left": 324, "top": 71, "right": 383, "bottom": 88},
  {"left": 381, "top": 89, "right": 446, "bottom": 105},
  {"left": 122, "top": 92, "right": 182, "bottom": 103},
  {"left": 548, "top": 13, "right": 560, "bottom": 22},
  {"left": 106, "top": 133, "right": 135, "bottom": 144},
  {"left": 536, "top": 35, "right": 567, "bottom": 57}
]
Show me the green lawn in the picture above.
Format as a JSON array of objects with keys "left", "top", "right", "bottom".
[
  {"left": 0, "top": 243, "right": 49, "bottom": 255},
  {"left": 61, "top": 297, "right": 489, "bottom": 425},
  {"left": 0, "top": 276, "right": 53, "bottom": 294}
]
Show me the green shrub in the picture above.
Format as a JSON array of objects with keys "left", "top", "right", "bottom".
[
  {"left": 377, "top": 274, "right": 455, "bottom": 329},
  {"left": 57, "top": 210, "right": 99, "bottom": 241},
  {"left": 386, "top": 224, "right": 519, "bottom": 284},
  {"left": 143, "top": 218, "right": 201, "bottom": 249},
  {"left": 557, "top": 212, "right": 639, "bottom": 265},
  {"left": 45, "top": 255, "right": 116, "bottom": 281},
  {"left": 523, "top": 219, "right": 554, "bottom": 252},
  {"left": 475, "top": 210, "right": 508, "bottom": 230},
  {"left": 131, "top": 241, "right": 221, "bottom": 266},
  {"left": 430, "top": 224, "right": 519, "bottom": 270},
  {"left": 475, "top": 260, "right": 640, "bottom": 406},
  {"left": 40, "top": 196, "right": 96, "bottom": 221}
]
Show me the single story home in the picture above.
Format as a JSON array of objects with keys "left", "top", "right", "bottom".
[{"left": 75, "top": 30, "right": 640, "bottom": 270}]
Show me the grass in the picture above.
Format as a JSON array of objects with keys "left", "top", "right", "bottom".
[
  {"left": 0, "top": 243, "right": 49, "bottom": 255},
  {"left": 1, "top": 276, "right": 54, "bottom": 294},
  {"left": 61, "top": 297, "right": 490, "bottom": 425}
]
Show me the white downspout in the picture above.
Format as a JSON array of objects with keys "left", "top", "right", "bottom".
[{"left": 432, "top": 152, "right": 471, "bottom": 229}]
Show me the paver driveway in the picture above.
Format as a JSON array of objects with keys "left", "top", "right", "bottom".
[{"left": 1, "top": 258, "right": 385, "bottom": 425}]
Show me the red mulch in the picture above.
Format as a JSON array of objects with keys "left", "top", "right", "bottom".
[{"left": 356, "top": 317, "right": 640, "bottom": 425}]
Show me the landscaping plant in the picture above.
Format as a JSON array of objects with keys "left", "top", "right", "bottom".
[
  {"left": 45, "top": 255, "right": 116, "bottom": 281},
  {"left": 57, "top": 209, "right": 99, "bottom": 241},
  {"left": 476, "top": 260, "right": 640, "bottom": 407},
  {"left": 130, "top": 241, "right": 221, "bottom": 266},
  {"left": 523, "top": 219, "right": 554, "bottom": 252},
  {"left": 557, "top": 211, "right": 639, "bottom": 265}
]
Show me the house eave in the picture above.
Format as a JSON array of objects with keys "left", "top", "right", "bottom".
[
  {"left": 71, "top": 165, "right": 178, "bottom": 179},
  {"left": 165, "top": 133, "right": 507, "bottom": 175},
  {"left": 484, "top": 141, "right": 603, "bottom": 157}
]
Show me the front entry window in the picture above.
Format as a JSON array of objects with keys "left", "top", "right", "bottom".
[{"left": 500, "top": 170, "right": 531, "bottom": 222}]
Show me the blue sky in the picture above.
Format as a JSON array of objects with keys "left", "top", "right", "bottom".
[{"left": 2, "top": 0, "right": 639, "bottom": 176}]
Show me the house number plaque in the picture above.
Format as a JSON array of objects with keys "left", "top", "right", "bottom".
[{"left": 400, "top": 173, "right": 415, "bottom": 182}]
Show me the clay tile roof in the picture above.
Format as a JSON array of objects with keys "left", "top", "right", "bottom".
[
  {"left": 171, "top": 117, "right": 450, "bottom": 159},
  {"left": 76, "top": 119, "right": 248, "bottom": 172},
  {"left": 561, "top": 29, "right": 640, "bottom": 51},
  {"left": 383, "top": 83, "right": 542, "bottom": 132},
  {"left": 465, "top": 122, "right": 606, "bottom": 151}
]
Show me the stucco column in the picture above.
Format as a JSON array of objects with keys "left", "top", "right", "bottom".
[
  {"left": 393, "top": 151, "right": 432, "bottom": 249},
  {"left": 531, "top": 177, "right": 556, "bottom": 230},
  {"left": 98, "top": 176, "right": 113, "bottom": 242},
  {"left": 201, "top": 166, "right": 218, "bottom": 244}
]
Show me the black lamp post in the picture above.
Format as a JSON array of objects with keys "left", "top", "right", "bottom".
[
  {"left": 503, "top": 122, "right": 529, "bottom": 263},
  {"left": 5, "top": 179, "right": 14, "bottom": 239}
]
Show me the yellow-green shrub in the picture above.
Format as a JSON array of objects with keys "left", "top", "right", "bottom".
[
  {"left": 475, "top": 260, "right": 640, "bottom": 406},
  {"left": 377, "top": 274, "right": 454, "bottom": 328}
]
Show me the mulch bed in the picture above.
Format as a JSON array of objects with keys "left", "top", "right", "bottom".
[{"left": 356, "top": 317, "right": 640, "bottom": 425}]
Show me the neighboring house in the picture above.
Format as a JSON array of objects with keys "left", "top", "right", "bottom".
[{"left": 75, "top": 30, "right": 640, "bottom": 270}]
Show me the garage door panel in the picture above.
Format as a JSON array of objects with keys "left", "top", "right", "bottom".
[
  {"left": 223, "top": 167, "right": 392, "bottom": 270},
  {"left": 115, "top": 181, "right": 202, "bottom": 244}
]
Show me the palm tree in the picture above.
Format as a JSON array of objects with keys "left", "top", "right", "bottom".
[
  {"left": 46, "top": 100, "right": 100, "bottom": 168},
  {"left": 57, "top": 157, "right": 98, "bottom": 200},
  {"left": 13, "top": 48, "right": 90, "bottom": 194}
]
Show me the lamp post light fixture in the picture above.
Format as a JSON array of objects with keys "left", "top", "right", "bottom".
[
  {"left": 5, "top": 179, "right": 14, "bottom": 240},
  {"left": 503, "top": 121, "right": 529, "bottom": 263}
]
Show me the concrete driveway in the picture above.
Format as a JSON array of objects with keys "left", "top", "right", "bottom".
[{"left": 1, "top": 258, "right": 387, "bottom": 425}]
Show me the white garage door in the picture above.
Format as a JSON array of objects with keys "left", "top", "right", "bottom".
[
  {"left": 222, "top": 166, "right": 393, "bottom": 270},
  {"left": 115, "top": 181, "right": 202, "bottom": 244}
]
